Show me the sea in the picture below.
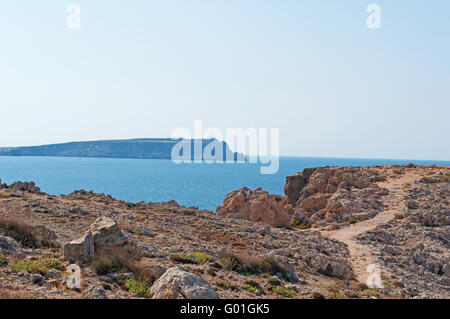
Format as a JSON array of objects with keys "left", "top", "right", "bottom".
[{"left": 0, "top": 156, "right": 448, "bottom": 211}]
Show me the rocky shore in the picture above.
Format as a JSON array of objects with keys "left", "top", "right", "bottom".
[{"left": 0, "top": 164, "right": 448, "bottom": 299}]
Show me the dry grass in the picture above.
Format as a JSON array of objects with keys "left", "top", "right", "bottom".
[
  {"left": 0, "top": 218, "right": 39, "bottom": 248},
  {"left": 91, "top": 248, "right": 158, "bottom": 284},
  {"left": 219, "top": 249, "right": 287, "bottom": 277},
  {"left": 0, "top": 217, "right": 58, "bottom": 249}
]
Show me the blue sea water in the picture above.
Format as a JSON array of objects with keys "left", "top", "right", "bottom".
[{"left": 0, "top": 156, "right": 448, "bottom": 211}]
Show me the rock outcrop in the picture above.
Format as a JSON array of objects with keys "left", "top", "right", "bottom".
[
  {"left": 63, "top": 232, "right": 95, "bottom": 263},
  {"left": 89, "top": 217, "right": 128, "bottom": 248},
  {"left": 63, "top": 217, "right": 129, "bottom": 262},
  {"left": 149, "top": 266, "right": 219, "bottom": 299},
  {"left": 284, "top": 167, "right": 388, "bottom": 228},
  {"left": 217, "top": 187, "right": 291, "bottom": 228},
  {"left": 0, "top": 236, "right": 25, "bottom": 259},
  {"left": 10, "top": 181, "right": 41, "bottom": 194}
]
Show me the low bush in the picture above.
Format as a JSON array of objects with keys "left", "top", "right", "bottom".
[
  {"left": 168, "top": 253, "right": 198, "bottom": 264},
  {"left": 328, "top": 291, "right": 347, "bottom": 299},
  {"left": 9, "top": 258, "right": 62, "bottom": 277},
  {"left": 191, "top": 251, "right": 212, "bottom": 263},
  {"left": 242, "top": 280, "right": 264, "bottom": 295},
  {"left": 91, "top": 248, "right": 158, "bottom": 284},
  {"left": 0, "top": 218, "right": 38, "bottom": 248},
  {"left": 124, "top": 277, "right": 151, "bottom": 298},
  {"left": 269, "top": 285, "right": 296, "bottom": 298},
  {"left": 363, "top": 289, "right": 381, "bottom": 297},
  {"left": 291, "top": 220, "right": 311, "bottom": 230},
  {"left": 91, "top": 255, "right": 125, "bottom": 275},
  {"left": 219, "top": 250, "right": 289, "bottom": 279}
]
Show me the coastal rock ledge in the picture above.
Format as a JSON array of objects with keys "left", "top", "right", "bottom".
[{"left": 216, "top": 187, "right": 291, "bottom": 228}]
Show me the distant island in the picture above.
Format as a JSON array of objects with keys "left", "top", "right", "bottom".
[{"left": 0, "top": 138, "right": 244, "bottom": 161}]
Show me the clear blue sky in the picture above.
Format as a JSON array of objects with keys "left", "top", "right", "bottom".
[{"left": 0, "top": 1, "right": 449, "bottom": 160}]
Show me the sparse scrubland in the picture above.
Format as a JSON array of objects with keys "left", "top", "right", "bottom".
[{"left": 0, "top": 164, "right": 448, "bottom": 299}]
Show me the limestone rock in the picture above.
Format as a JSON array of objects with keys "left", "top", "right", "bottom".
[
  {"left": 149, "top": 266, "right": 219, "bottom": 299},
  {"left": 63, "top": 231, "right": 94, "bottom": 263},
  {"left": 0, "top": 235, "right": 26, "bottom": 259},
  {"left": 217, "top": 187, "right": 291, "bottom": 228},
  {"left": 309, "top": 256, "right": 354, "bottom": 280},
  {"left": 285, "top": 167, "right": 387, "bottom": 228},
  {"left": 83, "top": 286, "right": 108, "bottom": 299},
  {"left": 10, "top": 181, "right": 41, "bottom": 194},
  {"left": 90, "top": 217, "right": 128, "bottom": 249}
]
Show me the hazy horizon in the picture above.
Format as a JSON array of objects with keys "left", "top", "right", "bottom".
[
  {"left": 1, "top": 1, "right": 449, "bottom": 160},
  {"left": 1, "top": 136, "right": 450, "bottom": 163}
]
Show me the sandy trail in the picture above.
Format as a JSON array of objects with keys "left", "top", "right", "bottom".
[{"left": 321, "top": 171, "right": 422, "bottom": 284}]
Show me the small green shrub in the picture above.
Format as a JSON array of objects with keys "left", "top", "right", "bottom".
[
  {"left": 422, "top": 177, "right": 434, "bottom": 184},
  {"left": 267, "top": 277, "right": 282, "bottom": 286},
  {"left": 242, "top": 280, "right": 264, "bottom": 295},
  {"left": 9, "top": 259, "right": 51, "bottom": 276},
  {"left": 328, "top": 291, "right": 347, "bottom": 299},
  {"left": 363, "top": 289, "right": 381, "bottom": 297},
  {"left": 216, "top": 280, "right": 237, "bottom": 290},
  {"left": 292, "top": 220, "right": 311, "bottom": 230},
  {"left": 168, "top": 253, "right": 198, "bottom": 264},
  {"left": 426, "top": 171, "right": 435, "bottom": 176},
  {"left": 124, "top": 277, "right": 151, "bottom": 297},
  {"left": 191, "top": 251, "right": 211, "bottom": 263},
  {"left": 269, "top": 285, "right": 296, "bottom": 298},
  {"left": 0, "top": 254, "right": 5, "bottom": 266},
  {"left": 39, "top": 257, "right": 63, "bottom": 270}
]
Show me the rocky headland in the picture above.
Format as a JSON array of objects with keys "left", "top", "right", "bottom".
[{"left": 0, "top": 164, "right": 448, "bottom": 299}]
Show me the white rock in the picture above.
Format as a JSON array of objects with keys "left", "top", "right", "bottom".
[
  {"left": 63, "top": 231, "right": 94, "bottom": 263},
  {"left": 149, "top": 266, "right": 219, "bottom": 299}
]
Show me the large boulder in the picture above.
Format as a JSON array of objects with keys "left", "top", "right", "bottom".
[
  {"left": 149, "top": 267, "right": 219, "bottom": 299},
  {"left": 217, "top": 187, "right": 291, "bottom": 228},
  {"left": 0, "top": 235, "right": 25, "bottom": 259},
  {"left": 308, "top": 256, "right": 354, "bottom": 280},
  {"left": 90, "top": 217, "right": 128, "bottom": 249},
  {"left": 64, "top": 217, "right": 132, "bottom": 262},
  {"left": 63, "top": 231, "right": 94, "bottom": 263}
]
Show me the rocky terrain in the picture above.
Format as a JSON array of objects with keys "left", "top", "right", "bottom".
[{"left": 0, "top": 164, "right": 448, "bottom": 299}]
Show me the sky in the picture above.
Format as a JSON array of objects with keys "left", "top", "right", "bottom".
[{"left": 0, "top": 1, "right": 449, "bottom": 160}]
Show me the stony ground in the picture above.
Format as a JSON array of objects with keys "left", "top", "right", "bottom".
[{"left": 0, "top": 164, "right": 448, "bottom": 299}]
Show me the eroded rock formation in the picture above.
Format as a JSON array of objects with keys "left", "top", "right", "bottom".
[{"left": 216, "top": 187, "right": 291, "bottom": 228}]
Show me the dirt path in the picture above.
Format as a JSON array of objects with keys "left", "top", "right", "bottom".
[{"left": 321, "top": 171, "right": 421, "bottom": 284}]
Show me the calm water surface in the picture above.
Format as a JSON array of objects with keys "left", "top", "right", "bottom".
[{"left": 0, "top": 156, "right": 448, "bottom": 210}]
